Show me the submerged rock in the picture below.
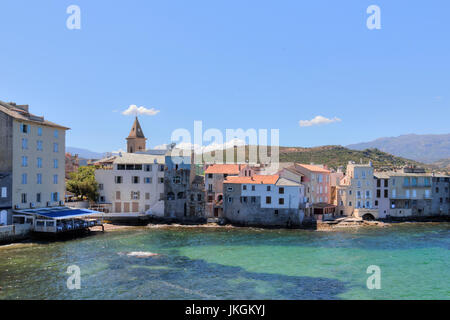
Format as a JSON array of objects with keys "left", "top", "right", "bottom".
[{"left": 118, "top": 251, "right": 160, "bottom": 258}]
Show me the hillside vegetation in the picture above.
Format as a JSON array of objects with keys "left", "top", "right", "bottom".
[{"left": 203, "top": 145, "right": 424, "bottom": 170}]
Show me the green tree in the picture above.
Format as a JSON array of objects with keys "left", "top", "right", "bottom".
[{"left": 66, "top": 166, "right": 99, "bottom": 202}]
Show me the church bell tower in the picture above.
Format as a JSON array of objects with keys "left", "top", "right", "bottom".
[{"left": 126, "top": 117, "right": 147, "bottom": 153}]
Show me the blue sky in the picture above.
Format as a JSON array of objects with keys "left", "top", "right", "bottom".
[{"left": 0, "top": 0, "right": 449, "bottom": 152}]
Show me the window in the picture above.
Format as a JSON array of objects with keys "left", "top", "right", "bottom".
[
  {"left": 53, "top": 143, "right": 59, "bottom": 153},
  {"left": 412, "top": 177, "right": 417, "bottom": 186},
  {"left": 208, "top": 184, "right": 213, "bottom": 192},
  {"left": 116, "top": 191, "right": 121, "bottom": 200},
  {"left": 366, "top": 190, "right": 371, "bottom": 198},
  {"left": 197, "top": 194, "right": 202, "bottom": 201},
  {"left": 132, "top": 176, "right": 140, "bottom": 184},
  {"left": 131, "top": 191, "right": 140, "bottom": 200},
  {"left": 99, "top": 183, "right": 104, "bottom": 190},
  {"left": 266, "top": 196, "right": 271, "bottom": 204},
  {"left": 349, "top": 201, "right": 352, "bottom": 207},
  {"left": 36, "top": 193, "right": 41, "bottom": 203},
  {"left": 54, "top": 130, "right": 58, "bottom": 138},
  {"left": 100, "top": 196, "right": 105, "bottom": 202},
  {"left": 227, "top": 187, "right": 233, "bottom": 192},
  {"left": 20, "top": 123, "right": 28, "bottom": 133},
  {"left": 392, "top": 189, "right": 397, "bottom": 198},
  {"left": 279, "top": 187, "right": 284, "bottom": 194},
  {"left": 406, "top": 190, "right": 410, "bottom": 198},
  {"left": 366, "top": 201, "right": 370, "bottom": 208},
  {"left": 21, "top": 193, "right": 27, "bottom": 204},
  {"left": 53, "top": 174, "right": 58, "bottom": 184},
  {"left": 377, "top": 189, "right": 381, "bottom": 198},
  {"left": 144, "top": 193, "right": 150, "bottom": 200},
  {"left": 158, "top": 178, "right": 164, "bottom": 184},
  {"left": 37, "top": 157, "right": 42, "bottom": 168},
  {"left": 144, "top": 164, "right": 152, "bottom": 172},
  {"left": 375, "top": 200, "right": 379, "bottom": 206},
  {"left": 412, "top": 190, "right": 417, "bottom": 198},
  {"left": 36, "top": 140, "right": 43, "bottom": 151},
  {"left": 37, "top": 174, "right": 42, "bottom": 185},
  {"left": 115, "top": 176, "right": 123, "bottom": 184},
  {"left": 279, "top": 198, "right": 284, "bottom": 205},
  {"left": 208, "top": 195, "right": 213, "bottom": 203},
  {"left": 267, "top": 186, "right": 271, "bottom": 191},
  {"left": 251, "top": 185, "right": 255, "bottom": 191},
  {"left": 22, "top": 156, "right": 28, "bottom": 167},
  {"left": 159, "top": 165, "right": 165, "bottom": 172},
  {"left": 22, "top": 138, "right": 28, "bottom": 150},
  {"left": 37, "top": 127, "right": 42, "bottom": 136},
  {"left": 425, "top": 189, "right": 431, "bottom": 198},
  {"left": 208, "top": 174, "right": 213, "bottom": 179},
  {"left": 51, "top": 192, "right": 59, "bottom": 202},
  {"left": 53, "top": 159, "right": 58, "bottom": 169},
  {"left": 243, "top": 185, "right": 247, "bottom": 191},
  {"left": 228, "top": 197, "right": 233, "bottom": 203},
  {"left": 22, "top": 173, "right": 27, "bottom": 185},
  {"left": 377, "top": 179, "right": 381, "bottom": 188},
  {"left": 404, "top": 177, "right": 409, "bottom": 186},
  {"left": 274, "top": 209, "right": 279, "bottom": 215},
  {"left": 173, "top": 176, "right": 181, "bottom": 184},
  {"left": 1, "top": 187, "right": 7, "bottom": 198},
  {"left": 424, "top": 178, "right": 430, "bottom": 186},
  {"left": 144, "top": 177, "right": 152, "bottom": 184},
  {"left": 435, "top": 187, "right": 439, "bottom": 193},
  {"left": 384, "top": 179, "right": 388, "bottom": 187},
  {"left": 251, "top": 196, "right": 256, "bottom": 203}
]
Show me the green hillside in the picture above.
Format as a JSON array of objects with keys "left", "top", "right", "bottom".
[{"left": 205, "top": 145, "right": 424, "bottom": 170}]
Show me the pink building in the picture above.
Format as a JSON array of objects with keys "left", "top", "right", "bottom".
[{"left": 293, "top": 164, "right": 334, "bottom": 219}]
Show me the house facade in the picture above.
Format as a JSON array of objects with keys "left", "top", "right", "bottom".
[
  {"left": 0, "top": 101, "right": 68, "bottom": 225},
  {"left": 163, "top": 152, "right": 205, "bottom": 221},
  {"left": 387, "top": 168, "right": 433, "bottom": 217},
  {"left": 431, "top": 175, "right": 450, "bottom": 215},
  {"left": 288, "top": 163, "right": 332, "bottom": 218},
  {"left": 223, "top": 175, "right": 304, "bottom": 227},
  {"left": 204, "top": 164, "right": 242, "bottom": 218},
  {"left": 336, "top": 162, "right": 377, "bottom": 219},
  {"left": 95, "top": 153, "right": 165, "bottom": 216}
]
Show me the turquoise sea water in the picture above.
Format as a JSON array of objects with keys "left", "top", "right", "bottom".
[{"left": 0, "top": 223, "right": 449, "bottom": 300}]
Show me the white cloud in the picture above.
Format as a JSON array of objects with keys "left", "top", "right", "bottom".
[
  {"left": 299, "top": 115, "right": 342, "bottom": 127},
  {"left": 122, "top": 105, "right": 160, "bottom": 116}
]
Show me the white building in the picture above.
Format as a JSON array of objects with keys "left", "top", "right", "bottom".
[
  {"left": 95, "top": 153, "right": 165, "bottom": 216},
  {"left": 223, "top": 175, "right": 305, "bottom": 227}
]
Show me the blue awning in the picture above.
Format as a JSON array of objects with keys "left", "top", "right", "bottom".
[{"left": 13, "top": 207, "right": 101, "bottom": 220}]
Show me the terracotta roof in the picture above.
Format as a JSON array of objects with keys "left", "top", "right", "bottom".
[
  {"left": 205, "top": 164, "right": 241, "bottom": 174},
  {"left": 127, "top": 117, "right": 146, "bottom": 139},
  {"left": 224, "top": 175, "right": 279, "bottom": 185},
  {"left": 295, "top": 163, "right": 330, "bottom": 173}
]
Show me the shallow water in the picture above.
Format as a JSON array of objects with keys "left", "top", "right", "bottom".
[{"left": 0, "top": 223, "right": 449, "bottom": 300}]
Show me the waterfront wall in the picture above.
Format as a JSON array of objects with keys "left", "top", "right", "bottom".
[{"left": 0, "top": 224, "right": 31, "bottom": 243}]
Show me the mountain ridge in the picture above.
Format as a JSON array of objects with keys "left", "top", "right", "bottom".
[{"left": 347, "top": 133, "right": 450, "bottom": 164}]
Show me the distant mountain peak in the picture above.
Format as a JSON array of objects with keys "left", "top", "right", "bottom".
[{"left": 347, "top": 133, "right": 450, "bottom": 164}]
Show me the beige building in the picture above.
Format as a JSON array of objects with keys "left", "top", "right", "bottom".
[
  {"left": 0, "top": 101, "right": 68, "bottom": 225},
  {"left": 336, "top": 162, "right": 378, "bottom": 219}
]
